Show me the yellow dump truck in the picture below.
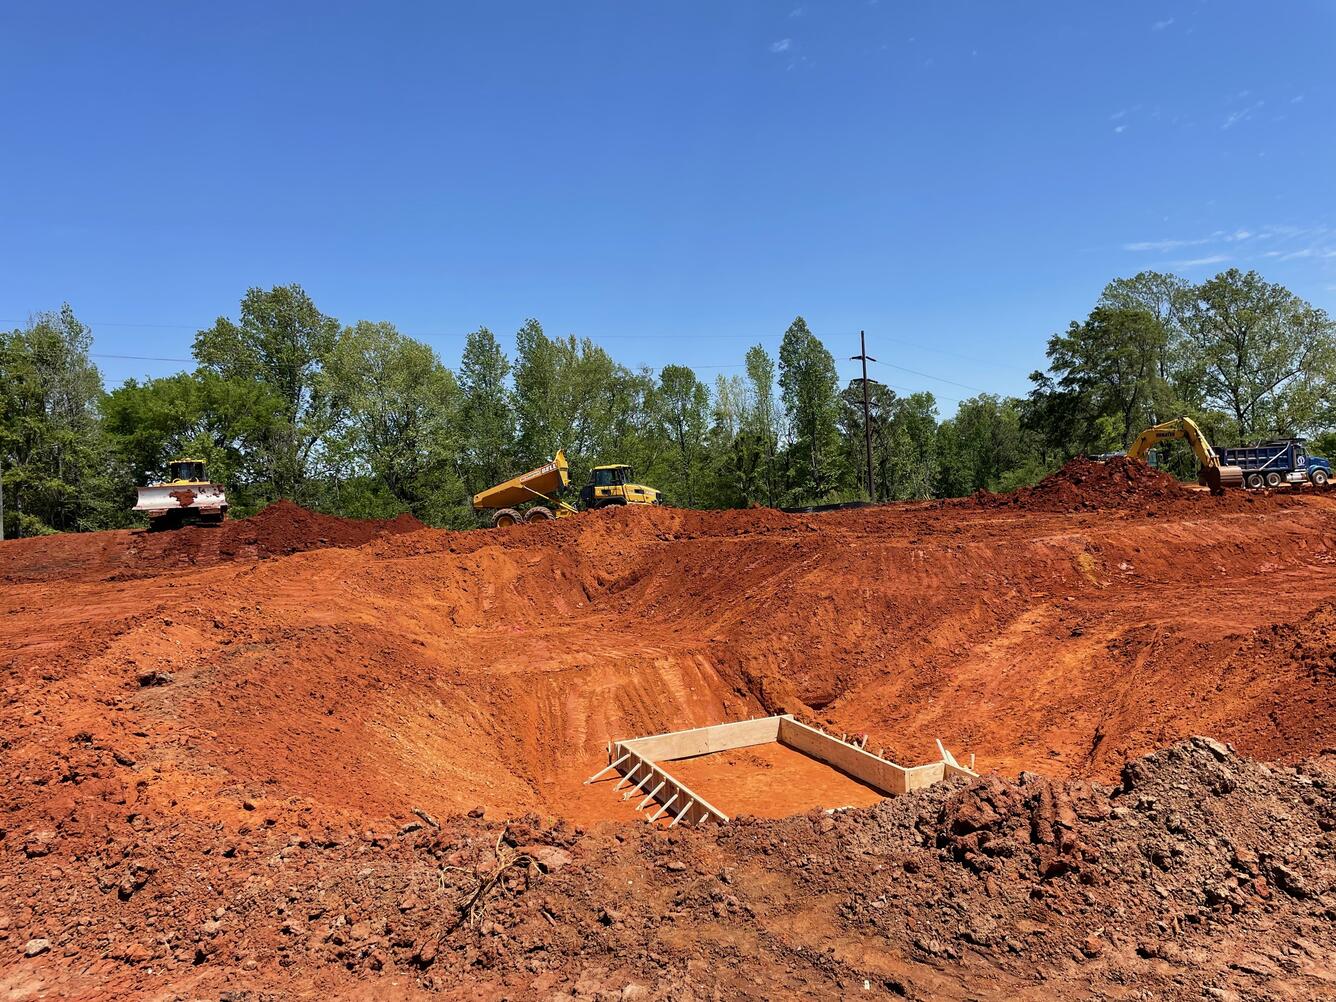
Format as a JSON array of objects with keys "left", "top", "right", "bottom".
[{"left": 472, "top": 450, "right": 662, "bottom": 528}]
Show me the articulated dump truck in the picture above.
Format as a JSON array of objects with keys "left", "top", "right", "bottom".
[{"left": 472, "top": 450, "right": 662, "bottom": 528}]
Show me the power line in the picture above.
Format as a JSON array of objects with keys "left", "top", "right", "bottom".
[{"left": 870, "top": 358, "right": 990, "bottom": 395}]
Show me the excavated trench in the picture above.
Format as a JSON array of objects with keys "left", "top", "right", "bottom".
[{"left": 4, "top": 479, "right": 1335, "bottom": 828}]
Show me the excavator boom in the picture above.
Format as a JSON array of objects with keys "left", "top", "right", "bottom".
[{"left": 1125, "top": 418, "right": 1243, "bottom": 493}]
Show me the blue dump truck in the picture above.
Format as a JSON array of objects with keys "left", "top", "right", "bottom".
[{"left": 1217, "top": 439, "right": 1331, "bottom": 489}]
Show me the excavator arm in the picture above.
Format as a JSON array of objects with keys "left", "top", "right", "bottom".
[{"left": 1125, "top": 418, "right": 1242, "bottom": 493}]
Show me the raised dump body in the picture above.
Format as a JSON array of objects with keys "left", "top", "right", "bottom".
[{"left": 472, "top": 451, "right": 573, "bottom": 527}]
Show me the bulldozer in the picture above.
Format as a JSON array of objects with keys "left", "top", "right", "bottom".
[
  {"left": 133, "top": 458, "right": 229, "bottom": 530},
  {"left": 1125, "top": 417, "right": 1244, "bottom": 494},
  {"left": 472, "top": 450, "right": 661, "bottom": 528}
]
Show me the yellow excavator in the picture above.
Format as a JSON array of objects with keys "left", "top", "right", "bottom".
[
  {"left": 471, "top": 450, "right": 662, "bottom": 528},
  {"left": 1125, "top": 417, "right": 1244, "bottom": 494}
]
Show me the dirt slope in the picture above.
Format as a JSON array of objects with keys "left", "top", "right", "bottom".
[{"left": 3, "top": 469, "right": 1336, "bottom": 998}]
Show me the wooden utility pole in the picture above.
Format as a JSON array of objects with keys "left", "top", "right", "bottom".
[{"left": 851, "top": 331, "right": 877, "bottom": 502}]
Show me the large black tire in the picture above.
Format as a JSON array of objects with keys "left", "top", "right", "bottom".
[
  {"left": 1246, "top": 473, "right": 1265, "bottom": 490},
  {"left": 524, "top": 505, "right": 556, "bottom": 523},
  {"left": 1311, "top": 469, "right": 1329, "bottom": 486},
  {"left": 492, "top": 508, "right": 522, "bottom": 528},
  {"left": 1265, "top": 471, "right": 1282, "bottom": 488}
]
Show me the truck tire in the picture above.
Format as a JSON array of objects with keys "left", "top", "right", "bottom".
[
  {"left": 524, "top": 505, "right": 555, "bottom": 522},
  {"left": 1312, "top": 469, "right": 1329, "bottom": 486},
  {"left": 492, "top": 508, "right": 522, "bottom": 528},
  {"left": 1265, "top": 471, "right": 1282, "bottom": 488},
  {"left": 1246, "top": 473, "right": 1264, "bottom": 490}
]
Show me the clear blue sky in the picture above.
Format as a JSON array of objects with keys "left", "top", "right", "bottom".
[{"left": 2, "top": 2, "right": 1333, "bottom": 414}]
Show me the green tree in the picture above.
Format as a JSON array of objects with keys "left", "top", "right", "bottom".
[
  {"left": 455, "top": 327, "right": 516, "bottom": 494},
  {"left": 884, "top": 392, "right": 940, "bottom": 500},
  {"left": 658, "top": 365, "right": 710, "bottom": 506},
  {"left": 778, "top": 317, "right": 841, "bottom": 502},
  {"left": 743, "top": 344, "right": 780, "bottom": 507},
  {"left": 1045, "top": 306, "right": 1168, "bottom": 448},
  {"left": 1181, "top": 269, "right": 1336, "bottom": 439},
  {"left": 937, "top": 394, "right": 1042, "bottom": 496},
  {"left": 322, "top": 321, "right": 467, "bottom": 522},
  {"left": 512, "top": 319, "right": 618, "bottom": 482},
  {"left": 193, "top": 284, "right": 339, "bottom": 500},
  {"left": 837, "top": 377, "right": 897, "bottom": 500},
  {"left": 0, "top": 306, "right": 115, "bottom": 535}
]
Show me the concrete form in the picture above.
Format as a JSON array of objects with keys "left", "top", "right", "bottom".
[{"left": 586, "top": 714, "right": 976, "bottom": 827}]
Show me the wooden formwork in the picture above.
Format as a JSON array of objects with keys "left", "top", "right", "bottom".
[{"left": 585, "top": 715, "right": 976, "bottom": 827}]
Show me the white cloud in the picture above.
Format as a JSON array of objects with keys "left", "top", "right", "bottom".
[
  {"left": 1291, "top": 94, "right": 1305, "bottom": 104},
  {"left": 1114, "top": 124, "right": 1127, "bottom": 134},
  {"left": 1171, "top": 254, "right": 1230, "bottom": 267},
  {"left": 1152, "top": 18, "right": 1175, "bottom": 30},
  {"left": 1222, "top": 100, "right": 1264, "bottom": 130},
  {"left": 769, "top": 38, "right": 791, "bottom": 53},
  {"left": 1123, "top": 237, "right": 1212, "bottom": 252},
  {"left": 789, "top": 6, "right": 804, "bottom": 16}
]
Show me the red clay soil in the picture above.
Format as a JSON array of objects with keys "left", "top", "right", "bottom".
[
  {"left": 663, "top": 743, "right": 886, "bottom": 819},
  {"left": 973, "top": 455, "right": 1189, "bottom": 512},
  {"left": 2, "top": 476, "right": 1336, "bottom": 998}
]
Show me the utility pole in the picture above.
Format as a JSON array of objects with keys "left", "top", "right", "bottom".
[{"left": 851, "top": 331, "right": 876, "bottom": 502}]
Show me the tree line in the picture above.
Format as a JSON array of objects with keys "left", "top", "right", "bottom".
[{"left": 2, "top": 267, "right": 1333, "bottom": 537}]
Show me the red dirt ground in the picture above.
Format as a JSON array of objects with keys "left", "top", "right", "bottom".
[{"left": 2, "top": 462, "right": 1335, "bottom": 998}]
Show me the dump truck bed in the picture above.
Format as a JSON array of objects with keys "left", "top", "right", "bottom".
[{"left": 472, "top": 451, "right": 570, "bottom": 509}]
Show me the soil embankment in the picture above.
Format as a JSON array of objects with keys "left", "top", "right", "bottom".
[{"left": 2, "top": 462, "right": 1335, "bottom": 998}]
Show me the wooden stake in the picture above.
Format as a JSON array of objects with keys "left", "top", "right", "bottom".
[
  {"left": 622, "top": 769, "right": 654, "bottom": 800},
  {"left": 649, "top": 794, "right": 678, "bottom": 823},
  {"left": 636, "top": 781, "right": 666, "bottom": 811},
  {"left": 669, "top": 800, "right": 694, "bottom": 828},
  {"left": 584, "top": 753, "right": 630, "bottom": 784}
]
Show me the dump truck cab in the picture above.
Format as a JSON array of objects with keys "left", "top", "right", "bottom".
[{"left": 580, "top": 465, "right": 661, "bottom": 509}]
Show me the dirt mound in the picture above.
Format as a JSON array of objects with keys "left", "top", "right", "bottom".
[
  {"left": 5, "top": 737, "right": 1333, "bottom": 999},
  {"left": 6, "top": 491, "right": 1336, "bottom": 996},
  {"left": 223, "top": 498, "right": 426, "bottom": 557},
  {"left": 975, "top": 455, "right": 1189, "bottom": 512}
]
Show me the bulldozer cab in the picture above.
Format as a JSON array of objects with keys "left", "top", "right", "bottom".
[{"left": 166, "top": 459, "right": 208, "bottom": 484}]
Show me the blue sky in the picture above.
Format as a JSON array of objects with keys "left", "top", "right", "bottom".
[{"left": 2, "top": 1, "right": 1333, "bottom": 414}]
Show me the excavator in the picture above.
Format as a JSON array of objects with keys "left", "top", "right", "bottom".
[
  {"left": 1125, "top": 417, "right": 1244, "bottom": 494},
  {"left": 471, "top": 450, "right": 662, "bottom": 528}
]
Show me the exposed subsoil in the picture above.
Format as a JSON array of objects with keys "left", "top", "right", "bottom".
[{"left": 2, "top": 462, "right": 1335, "bottom": 999}]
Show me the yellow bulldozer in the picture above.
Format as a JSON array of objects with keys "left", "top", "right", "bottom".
[
  {"left": 471, "top": 450, "right": 662, "bottom": 528},
  {"left": 132, "top": 458, "right": 229, "bottom": 530},
  {"left": 1125, "top": 417, "right": 1244, "bottom": 494}
]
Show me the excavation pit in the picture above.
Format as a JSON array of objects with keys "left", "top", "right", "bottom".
[{"left": 587, "top": 715, "right": 976, "bottom": 825}]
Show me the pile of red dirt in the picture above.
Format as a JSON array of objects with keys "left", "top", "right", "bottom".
[
  {"left": 4, "top": 734, "right": 1333, "bottom": 999},
  {"left": 974, "top": 455, "right": 1190, "bottom": 512},
  {"left": 121, "top": 500, "right": 428, "bottom": 573},
  {"left": 219, "top": 499, "right": 427, "bottom": 557},
  {"left": 6, "top": 490, "right": 1336, "bottom": 997}
]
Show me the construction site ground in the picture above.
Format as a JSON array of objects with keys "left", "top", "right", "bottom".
[{"left": 2, "top": 459, "right": 1335, "bottom": 1000}]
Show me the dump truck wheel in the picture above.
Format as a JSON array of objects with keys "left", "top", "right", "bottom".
[
  {"left": 524, "top": 506, "right": 556, "bottom": 523},
  {"left": 1265, "top": 471, "right": 1282, "bottom": 488},
  {"left": 1312, "top": 469, "right": 1329, "bottom": 486},
  {"left": 492, "top": 508, "right": 522, "bottom": 528},
  {"left": 1246, "top": 473, "right": 1264, "bottom": 490}
]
